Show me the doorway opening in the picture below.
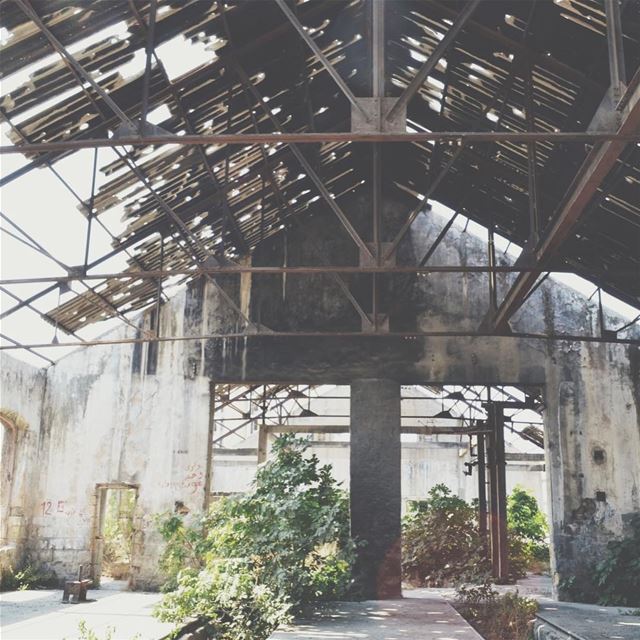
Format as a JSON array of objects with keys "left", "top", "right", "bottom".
[
  {"left": 207, "top": 383, "right": 549, "bottom": 588},
  {"left": 400, "top": 384, "right": 548, "bottom": 589},
  {"left": 92, "top": 483, "right": 138, "bottom": 589}
]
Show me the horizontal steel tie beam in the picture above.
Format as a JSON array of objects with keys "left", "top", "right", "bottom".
[
  {"left": 2, "top": 264, "right": 639, "bottom": 286},
  {"left": 1, "top": 330, "right": 637, "bottom": 352},
  {"left": 1, "top": 132, "right": 638, "bottom": 154}
]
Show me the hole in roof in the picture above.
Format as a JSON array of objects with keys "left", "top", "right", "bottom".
[
  {"left": 155, "top": 34, "right": 220, "bottom": 81},
  {"left": 146, "top": 103, "right": 172, "bottom": 125},
  {"left": 409, "top": 49, "right": 427, "bottom": 63}
]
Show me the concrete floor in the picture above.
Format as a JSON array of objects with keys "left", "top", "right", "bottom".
[
  {"left": 535, "top": 601, "right": 640, "bottom": 640},
  {"left": 271, "top": 592, "right": 483, "bottom": 639},
  {"left": 4, "top": 574, "right": 637, "bottom": 640},
  {"left": 0, "top": 582, "right": 173, "bottom": 640}
]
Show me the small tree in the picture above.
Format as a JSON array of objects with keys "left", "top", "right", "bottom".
[
  {"left": 155, "top": 434, "right": 356, "bottom": 639},
  {"left": 507, "top": 486, "right": 549, "bottom": 577},
  {"left": 402, "top": 484, "right": 488, "bottom": 586}
]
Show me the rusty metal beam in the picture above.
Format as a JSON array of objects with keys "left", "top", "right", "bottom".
[
  {"left": 0, "top": 284, "right": 59, "bottom": 321},
  {"left": 15, "top": 0, "right": 136, "bottom": 128},
  {"left": 0, "top": 333, "right": 56, "bottom": 366},
  {"left": 3, "top": 263, "right": 639, "bottom": 287},
  {"left": 0, "top": 286, "right": 83, "bottom": 341},
  {"left": 127, "top": 0, "right": 249, "bottom": 254},
  {"left": 0, "top": 211, "right": 154, "bottom": 338},
  {"left": 487, "top": 78, "right": 640, "bottom": 332},
  {"left": 12, "top": 0, "right": 249, "bottom": 336},
  {"left": 605, "top": 0, "right": 627, "bottom": 96},
  {"left": 3, "top": 131, "right": 639, "bottom": 155},
  {"left": 383, "top": 147, "right": 461, "bottom": 260},
  {"left": 424, "top": 0, "right": 604, "bottom": 94}
]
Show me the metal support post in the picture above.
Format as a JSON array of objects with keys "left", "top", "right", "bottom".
[
  {"left": 605, "top": 0, "right": 626, "bottom": 99},
  {"left": 477, "top": 432, "right": 488, "bottom": 551},
  {"left": 487, "top": 401, "right": 509, "bottom": 581}
]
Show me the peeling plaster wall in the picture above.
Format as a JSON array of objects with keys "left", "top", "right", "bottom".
[
  {"left": 13, "top": 283, "right": 239, "bottom": 589},
  {"left": 3, "top": 200, "right": 638, "bottom": 597},
  {"left": 544, "top": 343, "right": 640, "bottom": 596},
  {"left": 0, "top": 354, "right": 46, "bottom": 571}
]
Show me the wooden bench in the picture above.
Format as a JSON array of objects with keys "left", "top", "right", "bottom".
[{"left": 62, "top": 565, "right": 92, "bottom": 603}]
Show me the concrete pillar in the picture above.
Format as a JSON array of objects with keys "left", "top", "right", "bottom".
[{"left": 350, "top": 378, "right": 402, "bottom": 599}]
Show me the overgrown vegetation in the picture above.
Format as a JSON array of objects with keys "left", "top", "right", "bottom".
[
  {"left": 0, "top": 563, "right": 58, "bottom": 591},
  {"left": 455, "top": 580, "right": 538, "bottom": 640},
  {"left": 402, "top": 484, "right": 488, "bottom": 586},
  {"left": 154, "top": 434, "right": 357, "bottom": 640},
  {"left": 102, "top": 489, "right": 136, "bottom": 579},
  {"left": 65, "top": 620, "right": 141, "bottom": 640},
  {"left": 402, "top": 483, "right": 549, "bottom": 586},
  {"left": 561, "top": 513, "right": 640, "bottom": 607},
  {"left": 507, "top": 486, "right": 549, "bottom": 577}
]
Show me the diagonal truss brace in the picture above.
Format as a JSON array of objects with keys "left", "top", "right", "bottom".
[
  {"left": 274, "top": 0, "right": 369, "bottom": 121},
  {"left": 485, "top": 79, "right": 640, "bottom": 332}
]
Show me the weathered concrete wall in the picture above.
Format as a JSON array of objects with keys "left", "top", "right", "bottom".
[
  {"left": 2, "top": 195, "right": 638, "bottom": 598},
  {"left": 0, "top": 354, "right": 46, "bottom": 573},
  {"left": 213, "top": 437, "right": 547, "bottom": 514}
]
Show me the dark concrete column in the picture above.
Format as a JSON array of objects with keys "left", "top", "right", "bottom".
[{"left": 350, "top": 378, "right": 402, "bottom": 599}]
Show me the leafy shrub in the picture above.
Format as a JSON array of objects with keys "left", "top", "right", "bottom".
[
  {"left": 0, "top": 563, "right": 58, "bottom": 591},
  {"left": 66, "top": 620, "right": 141, "bottom": 640},
  {"left": 592, "top": 513, "right": 640, "bottom": 606},
  {"left": 455, "top": 580, "right": 538, "bottom": 640},
  {"left": 402, "top": 484, "right": 549, "bottom": 586},
  {"left": 402, "top": 484, "right": 488, "bottom": 586},
  {"left": 156, "top": 561, "right": 290, "bottom": 640},
  {"left": 155, "top": 434, "right": 357, "bottom": 639},
  {"left": 102, "top": 489, "right": 136, "bottom": 578},
  {"left": 507, "top": 486, "right": 549, "bottom": 576}
]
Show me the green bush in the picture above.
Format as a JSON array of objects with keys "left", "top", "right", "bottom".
[
  {"left": 102, "top": 490, "right": 136, "bottom": 577},
  {"left": 66, "top": 620, "right": 141, "bottom": 640},
  {"left": 156, "top": 561, "right": 290, "bottom": 640},
  {"left": 402, "top": 484, "right": 549, "bottom": 586},
  {"left": 155, "top": 434, "right": 357, "bottom": 639},
  {"left": 455, "top": 580, "right": 538, "bottom": 640},
  {"left": 402, "top": 484, "right": 488, "bottom": 586},
  {"left": 507, "top": 486, "right": 549, "bottom": 576},
  {"left": 0, "top": 563, "right": 58, "bottom": 591},
  {"left": 592, "top": 513, "right": 640, "bottom": 606}
]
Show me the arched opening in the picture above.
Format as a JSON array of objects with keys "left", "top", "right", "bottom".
[{"left": 0, "top": 409, "right": 28, "bottom": 547}]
